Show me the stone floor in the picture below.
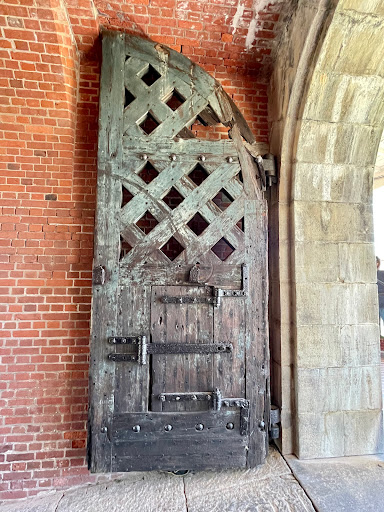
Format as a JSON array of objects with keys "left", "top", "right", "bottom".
[
  {"left": 286, "top": 453, "right": 384, "bottom": 512},
  {"left": 2, "top": 444, "right": 384, "bottom": 511},
  {"left": 0, "top": 447, "right": 315, "bottom": 512}
]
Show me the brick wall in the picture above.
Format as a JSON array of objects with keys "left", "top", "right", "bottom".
[{"left": 0, "top": 0, "right": 283, "bottom": 501}]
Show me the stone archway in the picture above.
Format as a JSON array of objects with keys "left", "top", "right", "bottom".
[{"left": 269, "top": 0, "right": 384, "bottom": 459}]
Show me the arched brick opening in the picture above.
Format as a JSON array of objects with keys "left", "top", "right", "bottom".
[{"left": 269, "top": 0, "right": 384, "bottom": 458}]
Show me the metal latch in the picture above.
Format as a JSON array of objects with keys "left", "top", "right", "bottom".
[
  {"left": 93, "top": 265, "right": 105, "bottom": 285},
  {"left": 158, "top": 388, "right": 250, "bottom": 436},
  {"left": 161, "top": 263, "right": 249, "bottom": 308},
  {"left": 108, "top": 336, "right": 233, "bottom": 365}
]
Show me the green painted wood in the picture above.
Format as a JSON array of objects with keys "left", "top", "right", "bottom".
[
  {"left": 89, "top": 30, "right": 269, "bottom": 473},
  {"left": 88, "top": 31, "right": 125, "bottom": 473}
]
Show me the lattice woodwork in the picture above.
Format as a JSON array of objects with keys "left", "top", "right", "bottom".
[{"left": 118, "top": 37, "right": 251, "bottom": 266}]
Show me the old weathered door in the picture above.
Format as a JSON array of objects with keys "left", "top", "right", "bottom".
[{"left": 88, "top": 31, "right": 269, "bottom": 472}]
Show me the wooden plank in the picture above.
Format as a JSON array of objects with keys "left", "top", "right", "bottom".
[
  {"left": 150, "top": 286, "right": 214, "bottom": 413},
  {"left": 88, "top": 31, "right": 125, "bottom": 473},
  {"left": 112, "top": 451, "right": 246, "bottom": 472},
  {"left": 244, "top": 199, "right": 269, "bottom": 467},
  {"left": 111, "top": 410, "right": 247, "bottom": 471},
  {"left": 231, "top": 124, "right": 262, "bottom": 201},
  {"left": 119, "top": 263, "right": 243, "bottom": 288},
  {"left": 122, "top": 138, "right": 238, "bottom": 157},
  {"left": 213, "top": 296, "right": 246, "bottom": 399},
  {"left": 113, "top": 411, "right": 241, "bottom": 440},
  {"left": 114, "top": 283, "right": 151, "bottom": 414}
]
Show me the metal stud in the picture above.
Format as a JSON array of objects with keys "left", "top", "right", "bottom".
[
  {"left": 226, "top": 422, "right": 234, "bottom": 430},
  {"left": 170, "top": 153, "right": 177, "bottom": 161},
  {"left": 164, "top": 424, "right": 173, "bottom": 431},
  {"left": 101, "top": 426, "right": 108, "bottom": 433},
  {"left": 198, "top": 155, "right": 206, "bottom": 162},
  {"left": 159, "top": 394, "right": 165, "bottom": 402},
  {"left": 175, "top": 396, "right": 180, "bottom": 401},
  {"left": 227, "top": 156, "right": 233, "bottom": 163},
  {"left": 141, "top": 154, "right": 148, "bottom": 161},
  {"left": 132, "top": 425, "right": 141, "bottom": 433},
  {"left": 195, "top": 423, "right": 204, "bottom": 431}
]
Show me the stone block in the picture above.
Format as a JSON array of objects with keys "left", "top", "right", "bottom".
[
  {"left": 294, "top": 242, "right": 340, "bottom": 283},
  {"left": 297, "top": 365, "right": 382, "bottom": 415},
  {"left": 342, "top": 0, "right": 384, "bottom": 16},
  {"left": 296, "top": 120, "right": 381, "bottom": 166},
  {"left": 338, "top": 242, "right": 377, "bottom": 283},
  {"left": 340, "top": 323, "right": 381, "bottom": 367},
  {"left": 297, "top": 412, "right": 345, "bottom": 459},
  {"left": 337, "top": 283, "right": 378, "bottom": 324},
  {"left": 296, "top": 283, "right": 340, "bottom": 325},
  {"left": 296, "top": 325, "right": 342, "bottom": 368},
  {"left": 57, "top": 471, "right": 186, "bottom": 512},
  {"left": 303, "top": 72, "right": 384, "bottom": 126},
  {"left": 292, "top": 162, "right": 373, "bottom": 204},
  {"left": 294, "top": 201, "right": 373, "bottom": 243},
  {"left": 183, "top": 454, "right": 315, "bottom": 511},
  {"left": 317, "top": 9, "right": 384, "bottom": 77},
  {"left": 296, "top": 282, "right": 379, "bottom": 325},
  {"left": 344, "top": 409, "right": 384, "bottom": 456}
]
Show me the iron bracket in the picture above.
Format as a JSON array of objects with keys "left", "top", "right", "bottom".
[
  {"left": 162, "top": 263, "right": 249, "bottom": 308},
  {"left": 157, "top": 388, "right": 250, "bottom": 436},
  {"left": 269, "top": 405, "right": 281, "bottom": 440}
]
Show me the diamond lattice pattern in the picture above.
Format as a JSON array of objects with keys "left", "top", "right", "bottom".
[
  {"left": 118, "top": 154, "right": 245, "bottom": 265},
  {"left": 119, "top": 45, "right": 245, "bottom": 265}
]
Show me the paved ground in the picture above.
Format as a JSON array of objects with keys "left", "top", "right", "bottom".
[
  {"left": 1, "top": 360, "right": 383, "bottom": 512},
  {"left": 287, "top": 453, "right": 384, "bottom": 512},
  {"left": 0, "top": 447, "right": 315, "bottom": 512}
]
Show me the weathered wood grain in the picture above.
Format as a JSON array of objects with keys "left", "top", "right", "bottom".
[
  {"left": 114, "top": 283, "right": 151, "bottom": 414},
  {"left": 213, "top": 296, "right": 246, "bottom": 399},
  {"left": 88, "top": 31, "right": 125, "bottom": 473},
  {"left": 151, "top": 286, "right": 214, "bottom": 413},
  {"left": 90, "top": 30, "right": 269, "bottom": 474},
  {"left": 244, "top": 199, "right": 269, "bottom": 467}
]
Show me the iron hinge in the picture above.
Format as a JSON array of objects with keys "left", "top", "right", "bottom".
[
  {"left": 108, "top": 336, "right": 233, "bottom": 365},
  {"left": 269, "top": 405, "right": 281, "bottom": 439},
  {"left": 259, "top": 154, "right": 277, "bottom": 188}
]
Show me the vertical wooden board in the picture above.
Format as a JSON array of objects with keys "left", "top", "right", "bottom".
[
  {"left": 113, "top": 283, "right": 151, "bottom": 413},
  {"left": 150, "top": 286, "right": 214, "bottom": 412},
  {"left": 213, "top": 296, "right": 246, "bottom": 399},
  {"left": 244, "top": 199, "right": 269, "bottom": 467},
  {"left": 88, "top": 31, "right": 125, "bottom": 472}
]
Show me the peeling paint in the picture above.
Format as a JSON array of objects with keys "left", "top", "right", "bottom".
[
  {"left": 245, "top": 0, "right": 280, "bottom": 50},
  {"left": 231, "top": 1, "right": 245, "bottom": 35}
]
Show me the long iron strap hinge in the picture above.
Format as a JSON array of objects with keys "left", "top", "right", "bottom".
[
  {"left": 107, "top": 336, "right": 233, "bottom": 365},
  {"left": 269, "top": 405, "right": 281, "bottom": 440}
]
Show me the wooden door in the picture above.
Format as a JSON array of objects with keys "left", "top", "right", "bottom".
[{"left": 88, "top": 31, "right": 269, "bottom": 473}]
